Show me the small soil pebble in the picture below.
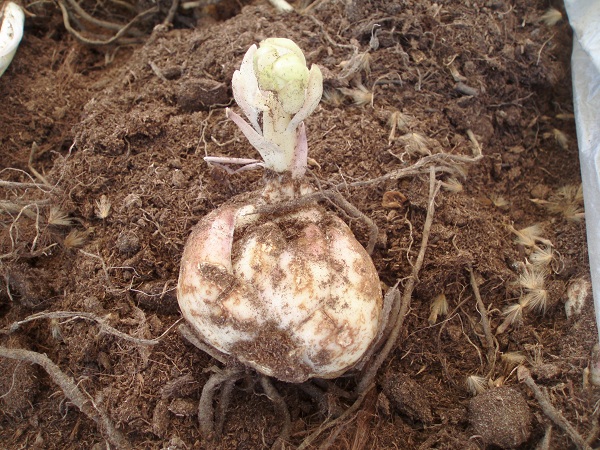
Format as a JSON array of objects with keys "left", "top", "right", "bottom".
[
  {"left": 176, "top": 78, "right": 228, "bottom": 111},
  {"left": 468, "top": 386, "right": 531, "bottom": 448},
  {"left": 135, "top": 280, "right": 179, "bottom": 314},
  {"left": 116, "top": 230, "right": 141, "bottom": 256},
  {"left": 381, "top": 371, "right": 433, "bottom": 424}
]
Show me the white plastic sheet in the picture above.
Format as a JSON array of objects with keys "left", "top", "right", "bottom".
[{"left": 564, "top": 0, "right": 600, "bottom": 341}]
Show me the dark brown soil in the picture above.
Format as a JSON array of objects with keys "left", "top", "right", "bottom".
[{"left": 1, "top": 0, "right": 598, "bottom": 449}]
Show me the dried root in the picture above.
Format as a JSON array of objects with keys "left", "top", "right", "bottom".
[
  {"left": 180, "top": 323, "right": 290, "bottom": 448},
  {"left": 518, "top": 366, "right": 591, "bottom": 450},
  {"left": 1, "top": 310, "right": 178, "bottom": 345},
  {"left": 56, "top": 0, "right": 159, "bottom": 46},
  {"left": 0, "top": 346, "right": 132, "bottom": 449},
  {"left": 298, "top": 168, "right": 442, "bottom": 448},
  {"left": 198, "top": 367, "right": 244, "bottom": 440},
  {"left": 178, "top": 144, "right": 483, "bottom": 447}
]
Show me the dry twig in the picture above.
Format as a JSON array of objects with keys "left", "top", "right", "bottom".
[
  {"left": 467, "top": 265, "right": 497, "bottom": 375},
  {"left": 357, "top": 167, "right": 441, "bottom": 394}
]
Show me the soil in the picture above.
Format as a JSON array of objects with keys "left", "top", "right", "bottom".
[{"left": 0, "top": 0, "right": 597, "bottom": 449}]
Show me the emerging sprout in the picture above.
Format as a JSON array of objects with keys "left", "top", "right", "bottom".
[{"left": 224, "top": 37, "right": 323, "bottom": 178}]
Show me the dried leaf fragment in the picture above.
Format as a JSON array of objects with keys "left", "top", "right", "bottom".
[
  {"left": 540, "top": 8, "right": 562, "bottom": 27},
  {"left": 95, "top": 195, "right": 111, "bottom": 219},
  {"left": 47, "top": 206, "right": 72, "bottom": 226},
  {"left": 466, "top": 375, "right": 488, "bottom": 396},
  {"left": 428, "top": 293, "right": 448, "bottom": 325}
]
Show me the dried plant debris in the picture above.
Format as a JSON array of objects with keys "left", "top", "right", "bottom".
[
  {"left": 520, "top": 286, "right": 549, "bottom": 315},
  {"left": 466, "top": 375, "right": 488, "bottom": 396},
  {"left": 321, "top": 88, "right": 345, "bottom": 107},
  {"left": 428, "top": 293, "right": 448, "bottom": 325},
  {"left": 497, "top": 303, "right": 525, "bottom": 334},
  {"left": 552, "top": 128, "right": 569, "bottom": 150},
  {"left": 393, "top": 132, "right": 444, "bottom": 156},
  {"left": 517, "top": 264, "right": 545, "bottom": 292},
  {"left": 387, "top": 110, "right": 413, "bottom": 143},
  {"left": 528, "top": 245, "right": 554, "bottom": 268},
  {"left": 63, "top": 229, "right": 89, "bottom": 248},
  {"left": 508, "top": 223, "right": 553, "bottom": 248},
  {"left": 381, "top": 190, "right": 408, "bottom": 209},
  {"left": 539, "top": 7, "right": 563, "bottom": 27},
  {"left": 339, "top": 83, "right": 373, "bottom": 106},
  {"left": 500, "top": 352, "right": 527, "bottom": 370},
  {"left": 533, "top": 184, "right": 585, "bottom": 221},
  {"left": 564, "top": 278, "right": 591, "bottom": 318},
  {"left": 47, "top": 206, "right": 73, "bottom": 226},
  {"left": 95, "top": 194, "right": 111, "bottom": 219},
  {"left": 489, "top": 193, "right": 509, "bottom": 209},
  {"left": 499, "top": 222, "right": 565, "bottom": 333},
  {"left": 440, "top": 177, "right": 463, "bottom": 193}
]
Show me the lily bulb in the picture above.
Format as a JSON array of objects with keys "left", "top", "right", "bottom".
[
  {"left": 227, "top": 38, "right": 323, "bottom": 177},
  {"left": 178, "top": 38, "right": 383, "bottom": 383},
  {"left": 0, "top": 2, "right": 25, "bottom": 77}
]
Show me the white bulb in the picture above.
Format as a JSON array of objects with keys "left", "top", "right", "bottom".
[{"left": 178, "top": 201, "right": 382, "bottom": 383}]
